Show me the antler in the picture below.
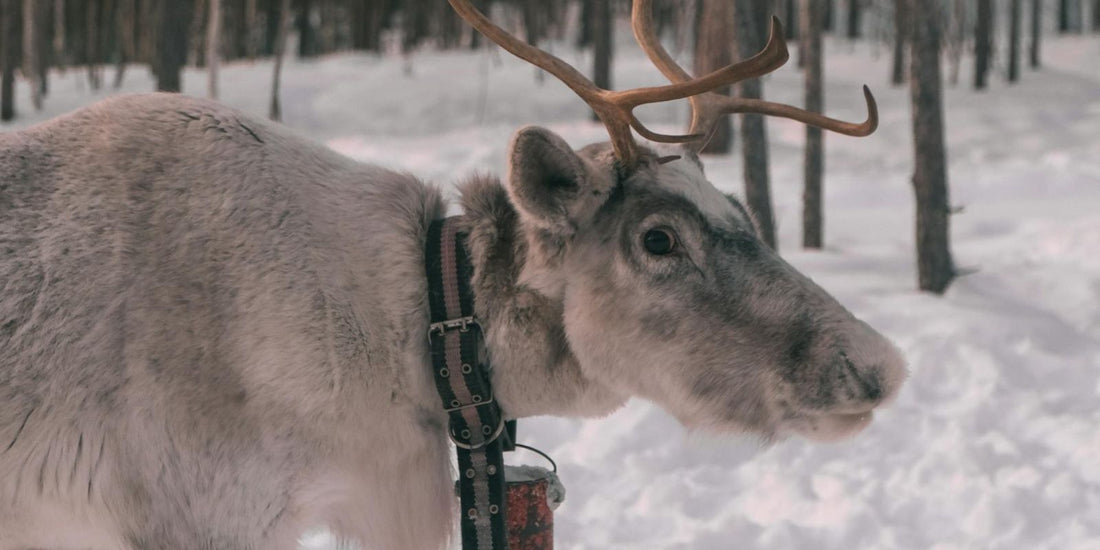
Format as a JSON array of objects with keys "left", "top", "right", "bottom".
[
  {"left": 449, "top": 0, "right": 877, "bottom": 169},
  {"left": 450, "top": 0, "right": 799, "bottom": 169},
  {"left": 631, "top": 0, "right": 878, "bottom": 152}
]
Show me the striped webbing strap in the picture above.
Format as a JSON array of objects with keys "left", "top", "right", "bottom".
[{"left": 425, "top": 216, "right": 509, "bottom": 550}]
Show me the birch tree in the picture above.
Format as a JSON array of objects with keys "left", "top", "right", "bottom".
[
  {"left": 207, "top": 0, "right": 221, "bottom": 98},
  {"left": 270, "top": 0, "right": 292, "bottom": 121},
  {"left": 22, "top": 0, "right": 41, "bottom": 110}
]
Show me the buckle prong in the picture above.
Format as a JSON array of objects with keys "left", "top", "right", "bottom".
[{"left": 428, "top": 315, "right": 480, "bottom": 343}]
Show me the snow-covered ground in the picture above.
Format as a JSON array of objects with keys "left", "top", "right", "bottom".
[{"left": 4, "top": 28, "right": 1100, "bottom": 550}]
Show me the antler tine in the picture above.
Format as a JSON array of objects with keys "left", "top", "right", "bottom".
[
  {"left": 632, "top": 2, "right": 878, "bottom": 151},
  {"left": 707, "top": 84, "right": 879, "bottom": 137},
  {"left": 449, "top": 0, "right": 657, "bottom": 168},
  {"left": 450, "top": 0, "right": 790, "bottom": 169}
]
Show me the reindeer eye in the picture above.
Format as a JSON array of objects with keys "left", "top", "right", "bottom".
[{"left": 643, "top": 228, "right": 676, "bottom": 255}]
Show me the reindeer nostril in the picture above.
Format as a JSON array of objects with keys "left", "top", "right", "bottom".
[
  {"left": 863, "top": 377, "right": 883, "bottom": 401},
  {"left": 841, "top": 353, "right": 884, "bottom": 402}
]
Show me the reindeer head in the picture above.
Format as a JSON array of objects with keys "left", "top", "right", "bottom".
[{"left": 452, "top": 0, "right": 905, "bottom": 441}]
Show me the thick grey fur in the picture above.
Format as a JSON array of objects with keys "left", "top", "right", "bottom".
[{"left": 0, "top": 94, "right": 906, "bottom": 550}]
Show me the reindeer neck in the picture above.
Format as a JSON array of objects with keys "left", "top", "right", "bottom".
[{"left": 456, "top": 176, "right": 627, "bottom": 419}]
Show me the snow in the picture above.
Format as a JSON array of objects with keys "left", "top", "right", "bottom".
[{"left": 4, "top": 29, "right": 1100, "bottom": 550}]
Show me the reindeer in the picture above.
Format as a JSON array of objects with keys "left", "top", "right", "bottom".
[{"left": 0, "top": 1, "right": 906, "bottom": 548}]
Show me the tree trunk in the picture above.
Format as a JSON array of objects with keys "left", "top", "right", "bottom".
[
  {"left": 846, "top": 0, "right": 861, "bottom": 38},
  {"left": 207, "top": 0, "right": 221, "bottom": 98},
  {"left": 53, "top": 0, "right": 65, "bottom": 69},
  {"left": 263, "top": 0, "right": 280, "bottom": 55},
  {"left": 1094, "top": 0, "right": 1100, "bottom": 30},
  {"left": 22, "top": 0, "right": 41, "bottom": 110},
  {"left": 297, "top": 0, "right": 316, "bottom": 57},
  {"left": 735, "top": 0, "right": 777, "bottom": 250},
  {"left": 891, "top": 0, "right": 908, "bottom": 86},
  {"left": 1, "top": 0, "right": 18, "bottom": 121},
  {"left": 350, "top": 0, "right": 385, "bottom": 52},
  {"left": 245, "top": 0, "right": 258, "bottom": 57},
  {"left": 974, "top": 0, "right": 993, "bottom": 90},
  {"left": 156, "top": 0, "right": 193, "bottom": 92},
  {"left": 114, "top": 0, "right": 135, "bottom": 89},
  {"left": 824, "top": 0, "right": 834, "bottom": 31},
  {"left": 803, "top": 0, "right": 824, "bottom": 249},
  {"left": 908, "top": 0, "right": 955, "bottom": 294},
  {"left": 87, "top": 0, "right": 102, "bottom": 90},
  {"left": 1030, "top": 0, "right": 1042, "bottom": 67},
  {"left": 1059, "top": 0, "right": 1070, "bottom": 31},
  {"left": 694, "top": 0, "right": 734, "bottom": 153},
  {"left": 590, "top": 0, "right": 612, "bottom": 122},
  {"left": 190, "top": 0, "right": 207, "bottom": 67},
  {"left": 784, "top": 0, "right": 799, "bottom": 40},
  {"left": 270, "top": 0, "right": 291, "bottom": 121},
  {"left": 33, "top": 0, "right": 46, "bottom": 96},
  {"left": 946, "top": 0, "right": 965, "bottom": 85},
  {"left": 1008, "top": 0, "right": 1022, "bottom": 82}
]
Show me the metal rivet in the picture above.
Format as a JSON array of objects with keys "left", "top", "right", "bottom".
[
  {"left": 461, "top": 429, "right": 471, "bottom": 439},
  {"left": 465, "top": 468, "right": 476, "bottom": 479},
  {"left": 461, "top": 363, "right": 473, "bottom": 374},
  {"left": 451, "top": 400, "right": 461, "bottom": 408},
  {"left": 487, "top": 465, "right": 497, "bottom": 475},
  {"left": 489, "top": 504, "right": 499, "bottom": 514},
  {"left": 439, "top": 367, "right": 449, "bottom": 378},
  {"left": 467, "top": 508, "right": 478, "bottom": 519},
  {"left": 482, "top": 425, "right": 492, "bottom": 435},
  {"left": 472, "top": 395, "right": 482, "bottom": 403}
]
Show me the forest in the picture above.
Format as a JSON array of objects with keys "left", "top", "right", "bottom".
[{"left": 2, "top": 0, "right": 1097, "bottom": 295}]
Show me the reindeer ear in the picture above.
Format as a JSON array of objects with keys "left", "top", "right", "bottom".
[{"left": 506, "top": 126, "right": 613, "bottom": 236}]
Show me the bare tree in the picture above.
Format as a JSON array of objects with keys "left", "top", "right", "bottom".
[
  {"left": 1030, "top": 0, "right": 1042, "bottom": 67},
  {"left": 297, "top": 0, "right": 316, "bottom": 57},
  {"left": 22, "top": 0, "right": 41, "bottom": 110},
  {"left": 207, "top": 0, "right": 222, "bottom": 98},
  {"left": 974, "top": 0, "right": 993, "bottom": 90},
  {"left": 270, "top": 0, "right": 292, "bottom": 121},
  {"left": 1008, "top": 0, "right": 1022, "bottom": 82},
  {"left": 891, "top": 0, "right": 908, "bottom": 86},
  {"left": 156, "top": 0, "right": 194, "bottom": 92},
  {"left": 694, "top": 0, "right": 735, "bottom": 153},
  {"left": 908, "top": 0, "right": 955, "bottom": 293},
  {"left": 114, "top": 0, "right": 137, "bottom": 89},
  {"left": 782, "top": 0, "right": 799, "bottom": 40},
  {"left": 53, "top": 0, "right": 65, "bottom": 69},
  {"left": 87, "top": 0, "right": 103, "bottom": 90},
  {"left": 945, "top": 0, "right": 965, "bottom": 85},
  {"left": 846, "top": 0, "right": 862, "bottom": 38},
  {"left": 591, "top": 0, "right": 612, "bottom": 121},
  {"left": 735, "top": 0, "right": 777, "bottom": 249},
  {"left": 1, "top": 0, "right": 17, "bottom": 121},
  {"left": 803, "top": 0, "right": 825, "bottom": 248}
]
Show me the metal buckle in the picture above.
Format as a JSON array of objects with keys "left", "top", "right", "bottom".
[
  {"left": 428, "top": 315, "right": 480, "bottom": 344},
  {"left": 449, "top": 415, "right": 507, "bottom": 450},
  {"left": 445, "top": 392, "right": 495, "bottom": 413}
]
